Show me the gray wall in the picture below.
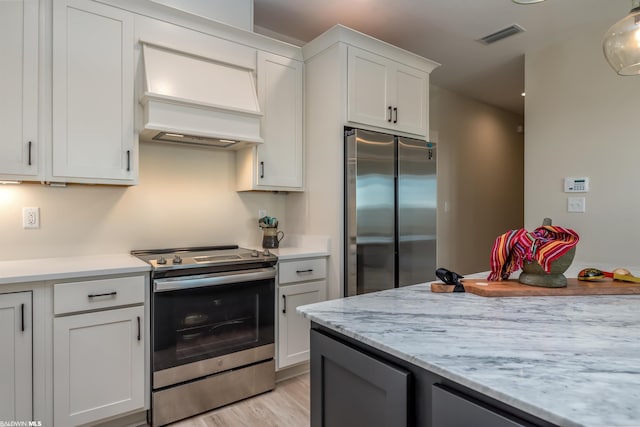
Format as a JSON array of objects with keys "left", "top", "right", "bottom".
[{"left": 431, "top": 85, "right": 525, "bottom": 275}]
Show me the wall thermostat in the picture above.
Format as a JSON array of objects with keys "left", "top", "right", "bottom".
[{"left": 564, "top": 177, "right": 589, "bottom": 193}]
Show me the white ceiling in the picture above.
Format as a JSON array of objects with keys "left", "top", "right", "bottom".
[{"left": 253, "top": 0, "right": 631, "bottom": 116}]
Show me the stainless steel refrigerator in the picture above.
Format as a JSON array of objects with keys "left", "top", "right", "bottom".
[{"left": 345, "top": 128, "right": 436, "bottom": 296}]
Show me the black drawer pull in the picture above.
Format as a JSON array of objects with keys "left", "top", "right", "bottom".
[
  {"left": 296, "top": 269, "right": 314, "bottom": 274},
  {"left": 88, "top": 291, "right": 117, "bottom": 298},
  {"left": 393, "top": 107, "right": 398, "bottom": 124},
  {"left": 387, "top": 106, "right": 392, "bottom": 122}
]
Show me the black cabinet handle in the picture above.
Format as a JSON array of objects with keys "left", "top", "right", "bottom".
[
  {"left": 137, "top": 316, "right": 141, "bottom": 341},
  {"left": 282, "top": 295, "right": 287, "bottom": 314},
  {"left": 21, "top": 303, "right": 25, "bottom": 332},
  {"left": 296, "top": 269, "right": 314, "bottom": 274},
  {"left": 28, "top": 141, "right": 32, "bottom": 166},
  {"left": 260, "top": 161, "right": 265, "bottom": 179},
  {"left": 393, "top": 107, "right": 398, "bottom": 124},
  {"left": 387, "top": 106, "right": 392, "bottom": 122},
  {"left": 126, "top": 150, "right": 131, "bottom": 172},
  {"left": 88, "top": 291, "right": 117, "bottom": 298}
]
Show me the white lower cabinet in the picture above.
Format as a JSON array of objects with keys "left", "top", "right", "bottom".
[
  {"left": 53, "top": 276, "right": 145, "bottom": 426},
  {"left": 0, "top": 291, "right": 32, "bottom": 421},
  {"left": 277, "top": 257, "right": 328, "bottom": 369}
]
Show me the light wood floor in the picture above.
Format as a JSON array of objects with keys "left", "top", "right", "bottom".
[{"left": 171, "top": 373, "right": 310, "bottom": 427}]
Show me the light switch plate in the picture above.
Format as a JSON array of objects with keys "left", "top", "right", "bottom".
[{"left": 567, "top": 197, "right": 586, "bottom": 213}]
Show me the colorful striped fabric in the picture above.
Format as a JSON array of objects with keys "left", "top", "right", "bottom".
[{"left": 487, "top": 226, "right": 579, "bottom": 281}]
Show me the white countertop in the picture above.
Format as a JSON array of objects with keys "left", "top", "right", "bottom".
[
  {"left": 299, "top": 268, "right": 640, "bottom": 427},
  {"left": 247, "top": 234, "right": 331, "bottom": 260},
  {"left": 268, "top": 246, "right": 330, "bottom": 260},
  {"left": 0, "top": 253, "right": 150, "bottom": 285}
]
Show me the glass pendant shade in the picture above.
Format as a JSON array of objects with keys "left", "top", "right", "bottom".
[{"left": 603, "top": 0, "right": 640, "bottom": 75}]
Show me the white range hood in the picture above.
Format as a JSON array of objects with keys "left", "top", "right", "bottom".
[{"left": 139, "top": 43, "right": 263, "bottom": 149}]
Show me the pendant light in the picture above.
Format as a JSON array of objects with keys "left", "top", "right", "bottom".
[{"left": 603, "top": 0, "right": 640, "bottom": 75}]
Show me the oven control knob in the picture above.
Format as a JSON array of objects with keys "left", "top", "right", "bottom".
[
  {"left": 251, "top": 250, "right": 259, "bottom": 257},
  {"left": 157, "top": 256, "right": 167, "bottom": 265},
  {"left": 173, "top": 255, "right": 183, "bottom": 264}
]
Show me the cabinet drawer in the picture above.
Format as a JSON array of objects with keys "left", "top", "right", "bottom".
[
  {"left": 432, "top": 384, "right": 531, "bottom": 427},
  {"left": 54, "top": 275, "right": 145, "bottom": 315},
  {"left": 279, "top": 258, "right": 327, "bottom": 284}
]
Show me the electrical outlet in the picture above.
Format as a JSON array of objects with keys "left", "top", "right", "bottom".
[
  {"left": 258, "top": 209, "right": 267, "bottom": 219},
  {"left": 23, "top": 207, "right": 40, "bottom": 229}
]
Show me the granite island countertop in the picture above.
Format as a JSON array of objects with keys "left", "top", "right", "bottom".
[{"left": 298, "top": 283, "right": 640, "bottom": 427}]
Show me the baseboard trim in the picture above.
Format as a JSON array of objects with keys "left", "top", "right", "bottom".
[
  {"left": 84, "top": 410, "right": 148, "bottom": 427},
  {"left": 276, "top": 361, "right": 310, "bottom": 382}
]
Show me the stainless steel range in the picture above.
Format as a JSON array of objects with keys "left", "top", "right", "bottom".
[{"left": 131, "top": 245, "right": 278, "bottom": 426}]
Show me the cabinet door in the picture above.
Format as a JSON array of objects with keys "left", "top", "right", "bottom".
[
  {"left": 0, "top": 0, "right": 39, "bottom": 180},
  {"left": 432, "top": 385, "right": 532, "bottom": 427},
  {"left": 52, "top": 0, "right": 136, "bottom": 184},
  {"left": 255, "top": 51, "right": 303, "bottom": 189},
  {"left": 310, "top": 329, "right": 410, "bottom": 427},
  {"left": 278, "top": 280, "right": 326, "bottom": 369},
  {"left": 0, "top": 292, "right": 32, "bottom": 421},
  {"left": 54, "top": 305, "right": 144, "bottom": 426},
  {"left": 393, "top": 64, "right": 429, "bottom": 137},
  {"left": 347, "top": 46, "right": 393, "bottom": 131}
]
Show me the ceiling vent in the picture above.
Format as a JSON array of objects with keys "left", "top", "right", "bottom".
[{"left": 477, "top": 24, "right": 526, "bottom": 45}]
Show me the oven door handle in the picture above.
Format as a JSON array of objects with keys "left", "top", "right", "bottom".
[{"left": 153, "top": 267, "right": 276, "bottom": 292}]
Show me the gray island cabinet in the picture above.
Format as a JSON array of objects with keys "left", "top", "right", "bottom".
[
  {"left": 298, "top": 283, "right": 640, "bottom": 427},
  {"left": 311, "top": 325, "right": 551, "bottom": 427}
]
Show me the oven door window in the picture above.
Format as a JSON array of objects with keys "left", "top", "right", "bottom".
[{"left": 153, "top": 278, "right": 274, "bottom": 372}]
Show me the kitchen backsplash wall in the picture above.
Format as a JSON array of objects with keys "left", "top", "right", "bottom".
[{"left": 0, "top": 142, "right": 287, "bottom": 260}]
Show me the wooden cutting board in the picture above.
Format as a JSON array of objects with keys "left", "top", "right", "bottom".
[{"left": 430, "top": 278, "right": 640, "bottom": 297}]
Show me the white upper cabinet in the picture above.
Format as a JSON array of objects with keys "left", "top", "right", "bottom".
[
  {"left": 347, "top": 47, "right": 392, "bottom": 132},
  {"left": 237, "top": 51, "right": 303, "bottom": 191},
  {"left": 52, "top": 0, "right": 137, "bottom": 184},
  {"left": 0, "top": 0, "right": 39, "bottom": 181},
  {"left": 348, "top": 46, "right": 429, "bottom": 137}
]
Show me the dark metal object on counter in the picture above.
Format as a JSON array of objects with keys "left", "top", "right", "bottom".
[{"left": 435, "top": 268, "right": 465, "bottom": 292}]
